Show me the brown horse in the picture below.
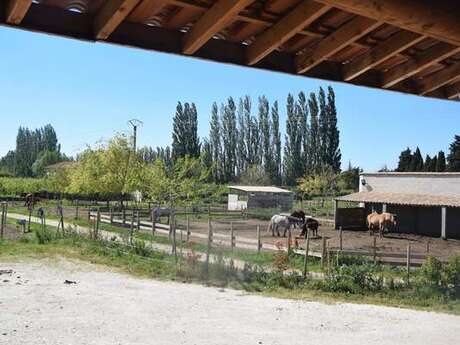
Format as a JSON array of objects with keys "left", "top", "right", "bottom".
[
  {"left": 24, "top": 194, "right": 41, "bottom": 210},
  {"left": 367, "top": 212, "right": 397, "bottom": 238}
]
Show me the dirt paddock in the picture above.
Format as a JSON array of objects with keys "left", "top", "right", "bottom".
[
  {"left": 1, "top": 259, "right": 459, "bottom": 345},
  {"left": 178, "top": 217, "right": 460, "bottom": 260}
]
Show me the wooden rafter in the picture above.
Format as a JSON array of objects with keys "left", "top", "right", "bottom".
[
  {"left": 445, "top": 81, "right": 460, "bottom": 100},
  {"left": 382, "top": 44, "right": 460, "bottom": 89},
  {"left": 342, "top": 31, "right": 424, "bottom": 81},
  {"left": 316, "top": 0, "right": 460, "bottom": 46},
  {"left": 182, "top": 0, "right": 254, "bottom": 55},
  {"left": 95, "top": 0, "right": 142, "bottom": 40},
  {"left": 5, "top": 0, "right": 32, "bottom": 24},
  {"left": 418, "top": 62, "right": 460, "bottom": 95},
  {"left": 296, "top": 16, "right": 381, "bottom": 74},
  {"left": 246, "top": 1, "right": 330, "bottom": 65},
  {"left": 164, "top": 6, "right": 202, "bottom": 29},
  {"left": 127, "top": 0, "right": 170, "bottom": 22}
]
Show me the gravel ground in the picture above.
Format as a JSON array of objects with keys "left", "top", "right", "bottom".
[{"left": 1, "top": 259, "right": 459, "bottom": 345}]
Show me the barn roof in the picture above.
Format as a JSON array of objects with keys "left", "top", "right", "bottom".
[
  {"left": 229, "top": 185, "right": 292, "bottom": 194},
  {"left": 336, "top": 191, "right": 460, "bottom": 208},
  {"left": 2, "top": 1, "right": 460, "bottom": 101}
]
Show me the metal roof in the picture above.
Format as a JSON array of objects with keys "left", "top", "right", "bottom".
[
  {"left": 336, "top": 191, "right": 460, "bottom": 208},
  {"left": 228, "top": 186, "right": 292, "bottom": 194},
  {"left": 2, "top": 1, "right": 460, "bottom": 101}
]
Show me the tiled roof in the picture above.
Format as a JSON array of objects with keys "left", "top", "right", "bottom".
[{"left": 336, "top": 191, "right": 460, "bottom": 208}]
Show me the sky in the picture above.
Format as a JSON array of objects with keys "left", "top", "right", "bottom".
[{"left": 0, "top": 26, "right": 459, "bottom": 171}]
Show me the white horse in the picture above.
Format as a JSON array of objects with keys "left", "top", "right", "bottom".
[{"left": 267, "top": 215, "right": 294, "bottom": 237}]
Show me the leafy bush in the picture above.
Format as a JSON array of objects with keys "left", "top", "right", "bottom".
[
  {"left": 419, "top": 255, "right": 443, "bottom": 287},
  {"left": 35, "top": 226, "right": 57, "bottom": 244},
  {"left": 322, "top": 263, "right": 384, "bottom": 293},
  {"left": 132, "top": 239, "right": 151, "bottom": 257}
]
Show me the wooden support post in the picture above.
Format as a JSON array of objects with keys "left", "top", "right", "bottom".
[
  {"left": 136, "top": 210, "right": 140, "bottom": 231},
  {"left": 257, "top": 225, "right": 261, "bottom": 253},
  {"left": 230, "top": 221, "right": 235, "bottom": 251},
  {"left": 373, "top": 235, "right": 377, "bottom": 264},
  {"left": 382, "top": 203, "right": 387, "bottom": 213},
  {"left": 186, "top": 215, "right": 190, "bottom": 242},
  {"left": 302, "top": 230, "right": 310, "bottom": 278},
  {"left": 339, "top": 226, "right": 343, "bottom": 251},
  {"left": 321, "top": 236, "right": 326, "bottom": 269},
  {"left": 334, "top": 199, "right": 339, "bottom": 229},
  {"left": 406, "top": 244, "right": 411, "bottom": 285},
  {"left": 441, "top": 206, "right": 447, "bottom": 240}
]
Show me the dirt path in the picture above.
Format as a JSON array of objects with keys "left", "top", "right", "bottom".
[{"left": 1, "top": 259, "right": 459, "bottom": 345}]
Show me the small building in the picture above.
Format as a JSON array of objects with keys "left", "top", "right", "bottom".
[
  {"left": 334, "top": 172, "right": 460, "bottom": 240},
  {"left": 227, "top": 186, "right": 293, "bottom": 211}
]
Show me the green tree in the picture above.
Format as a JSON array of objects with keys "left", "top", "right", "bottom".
[
  {"left": 258, "top": 96, "right": 273, "bottom": 181},
  {"left": 325, "top": 86, "right": 341, "bottom": 172},
  {"left": 221, "top": 97, "right": 237, "bottom": 181},
  {"left": 447, "top": 135, "right": 460, "bottom": 172},
  {"left": 209, "top": 102, "right": 222, "bottom": 182},
  {"left": 271, "top": 101, "right": 282, "bottom": 185},
  {"left": 307, "top": 92, "right": 321, "bottom": 173},
  {"left": 437, "top": 150, "right": 447, "bottom": 172},
  {"left": 298, "top": 166, "right": 338, "bottom": 206},
  {"left": 239, "top": 165, "right": 271, "bottom": 186},
  {"left": 172, "top": 101, "right": 200, "bottom": 160},
  {"left": 410, "top": 147, "right": 424, "bottom": 171},
  {"left": 32, "top": 150, "right": 66, "bottom": 177},
  {"left": 396, "top": 148, "right": 412, "bottom": 172},
  {"left": 283, "top": 94, "right": 303, "bottom": 185}
]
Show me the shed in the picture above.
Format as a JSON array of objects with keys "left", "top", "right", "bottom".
[
  {"left": 227, "top": 186, "right": 293, "bottom": 211},
  {"left": 334, "top": 172, "right": 460, "bottom": 239}
]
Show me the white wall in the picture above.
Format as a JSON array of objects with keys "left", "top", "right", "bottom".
[{"left": 359, "top": 173, "right": 460, "bottom": 197}]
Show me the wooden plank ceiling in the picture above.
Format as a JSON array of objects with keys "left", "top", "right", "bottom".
[{"left": 2, "top": 0, "right": 460, "bottom": 101}]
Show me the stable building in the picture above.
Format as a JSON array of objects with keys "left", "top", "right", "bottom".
[
  {"left": 228, "top": 186, "right": 293, "bottom": 211},
  {"left": 334, "top": 172, "right": 460, "bottom": 240}
]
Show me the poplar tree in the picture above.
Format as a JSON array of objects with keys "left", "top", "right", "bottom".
[
  {"left": 258, "top": 96, "right": 273, "bottom": 179},
  {"left": 172, "top": 102, "right": 201, "bottom": 160},
  {"left": 209, "top": 102, "right": 222, "bottom": 182},
  {"left": 271, "top": 101, "right": 282, "bottom": 185},
  {"left": 221, "top": 97, "right": 237, "bottom": 181},
  {"left": 283, "top": 94, "right": 303, "bottom": 185},
  {"left": 307, "top": 92, "right": 320, "bottom": 173},
  {"left": 326, "top": 86, "right": 341, "bottom": 172}
]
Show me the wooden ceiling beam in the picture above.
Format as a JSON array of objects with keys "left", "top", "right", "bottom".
[
  {"left": 127, "top": 0, "right": 170, "bottom": 22},
  {"left": 94, "top": 0, "right": 142, "bottom": 40},
  {"left": 445, "top": 81, "right": 460, "bottom": 100},
  {"left": 5, "top": 0, "right": 32, "bottom": 24},
  {"left": 418, "top": 62, "right": 460, "bottom": 95},
  {"left": 182, "top": 0, "right": 254, "bottom": 55},
  {"left": 342, "top": 31, "right": 424, "bottom": 81},
  {"left": 246, "top": 1, "right": 330, "bottom": 65},
  {"left": 382, "top": 44, "right": 460, "bottom": 89},
  {"left": 296, "top": 16, "right": 381, "bottom": 74},
  {"left": 316, "top": 0, "right": 460, "bottom": 47}
]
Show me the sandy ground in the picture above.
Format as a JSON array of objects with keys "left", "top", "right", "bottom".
[{"left": 1, "top": 259, "right": 460, "bottom": 345}]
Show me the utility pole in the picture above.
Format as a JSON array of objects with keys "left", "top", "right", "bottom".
[{"left": 128, "top": 119, "right": 143, "bottom": 153}]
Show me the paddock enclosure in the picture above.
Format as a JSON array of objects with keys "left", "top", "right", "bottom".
[{"left": 2, "top": 0, "right": 460, "bottom": 101}]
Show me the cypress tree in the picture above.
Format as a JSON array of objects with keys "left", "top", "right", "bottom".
[
  {"left": 297, "top": 91, "right": 309, "bottom": 175},
  {"left": 424, "top": 155, "right": 432, "bottom": 172},
  {"left": 318, "top": 87, "right": 328, "bottom": 167},
  {"left": 410, "top": 147, "right": 424, "bottom": 171},
  {"left": 396, "top": 148, "right": 412, "bottom": 172},
  {"left": 437, "top": 150, "right": 447, "bottom": 172},
  {"left": 172, "top": 102, "right": 201, "bottom": 160},
  {"left": 258, "top": 96, "right": 273, "bottom": 181},
  {"left": 284, "top": 94, "right": 302, "bottom": 185},
  {"left": 236, "top": 99, "right": 247, "bottom": 176},
  {"left": 221, "top": 97, "right": 237, "bottom": 181},
  {"left": 447, "top": 135, "right": 460, "bottom": 172}
]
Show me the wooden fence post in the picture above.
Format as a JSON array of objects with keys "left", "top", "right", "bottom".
[
  {"left": 302, "top": 230, "right": 310, "bottom": 278},
  {"left": 110, "top": 208, "right": 114, "bottom": 224},
  {"left": 136, "top": 210, "right": 140, "bottom": 231},
  {"left": 151, "top": 209, "right": 156, "bottom": 238},
  {"left": 287, "top": 229, "right": 292, "bottom": 253},
  {"left": 122, "top": 208, "right": 126, "bottom": 226},
  {"left": 373, "top": 235, "right": 377, "bottom": 264},
  {"left": 205, "top": 217, "right": 212, "bottom": 275},
  {"left": 75, "top": 200, "right": 79, "bottom": 220},
  {"left": 230, "top": 221, "right": 235, "bottom": 252},
  {"left": 406, "top": 244, "right": 411, "bottom": 285},
  {"left": 27, "top": 207, "right": 32, "bottom": 233},
  {"left": 321, "top": 236, "right": 326, "bottom": 269},
  {"left": 171, "top": 212, "right": 177, "bottom": 259},
  {"left": 257, "top": 225, "right": 261, "bottom": 253},
  {"left": 129, "top": 210, "right": 134, "bottom": 244},
  {"left": 327, "top": 241, "right": 331, "bottom": 275},
  {"left": 0, "top": 203, "right": 5, "bottom": 239},
  {"left": 339, "top": 226, "right": 343, "bottom": 251},
  {"left": 95, "top": 209, "right": 100, "bottom": 240},
  {"left": 186, "top": 215, "right": 190, "bottom": 242},
  {"left": 426, "top": 241, "right": 430, "bottom": 254}
]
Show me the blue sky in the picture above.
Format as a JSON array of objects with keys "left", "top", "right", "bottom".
[{"left": 0, "top": 26, "right": 458, "bottom": 171}]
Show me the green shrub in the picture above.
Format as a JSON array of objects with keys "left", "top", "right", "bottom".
[
  {"left": 322, "top": 263, "right": 384, "bottom": 294},
  {"left": 132, "top": 239, "right": 151, "bottom": 257},
  {"left": 35, "top": 227, "right": 57, "bottom": 244},
  {"left": 419, "top": 255, "right": 443, "bottom": 286}
]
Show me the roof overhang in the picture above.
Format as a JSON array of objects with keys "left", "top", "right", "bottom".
[{"left": 2, "top": 0, "right": 460, "bottom": 101}]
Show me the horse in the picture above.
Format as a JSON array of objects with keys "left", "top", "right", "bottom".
[
  {"left": 267, "top": 215, "right": 296, "bottom": 237},
  {"left": 300, "top": 217, "right": 320, "bottom": 238},
  {"left": 152, "top": 207, "right": 172, "bottom": 225},
  {"left": 367, "top": 212, "right": 397, "bottom": 238},
  {"left": 24, "top": 193, "right": 40, "bottom": 210},
  {"left": 290, "top": 210, "right": 306, "bottom": 230}
]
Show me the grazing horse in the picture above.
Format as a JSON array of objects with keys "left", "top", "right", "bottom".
[
  {"left": 152, "top": 207, "right": 172, "bottom": 225},
  {"left": 367, "top": 212, "right": 397, "bottom": 238},
  {"left": 300, "top": 217, "right": 320, "bottom": 238},
  {"left": 24, "top": 193, "right": 40, "bottom": 210},
  {"left": 267, "top": 215, "right": 296, "bottom": 237},
  {"left": 290, "top": 210, "right": 306, "bottom": 230}
]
